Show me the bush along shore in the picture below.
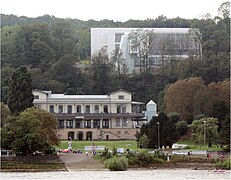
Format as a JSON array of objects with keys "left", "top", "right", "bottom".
[
  {"left": 1, "top": 155, "right": 67, "bottom": 172},
  {"left": 96, "top": 148, "right": 230, "bottom": 171}
]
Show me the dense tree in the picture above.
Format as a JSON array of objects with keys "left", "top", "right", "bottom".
[
  {"left": 164, "top": 77, "right": 209, "bottom": 123},
  {"left": 1, "top": 107, "right": 59, "bottom": 155},
  {"left": 190, "top": 117, "right": 219, "bottom": 147},
  {"left": 176, "top": 121, "right": 189, "bottom": 139},
  {"left": 7, "top": 66, "right": 34, "bottom": 115},
  {"left": 91, "top": 50, "right": 112, "bottom": 94},
  {"left": 140, "top": 112, "right": 178, "bottom": 148}
]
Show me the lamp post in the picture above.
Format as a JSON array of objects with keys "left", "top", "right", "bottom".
[
  {"left": 157, "top": 122, "right": 160, "bottom": 149},
  {"left": 203, "top": 121, "right": 206, "bottom": 147}
]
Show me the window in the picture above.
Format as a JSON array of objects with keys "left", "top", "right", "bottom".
[
  {"left": 59, "top": 120, "right": 64, "bottom": 128},
  {"left": 117, "top": 106, "right": 121, "bottom": 113},
  {"left": 34, "top": 95, "right": 39, "bottom": 99},
  {"left": 49, "top": 105, "right": 54, "bottom": 113},
  {"left": 117, "top": 131, "right": 121, "bottom": 135},
  {"left": 122, "top": 106, "right": 126, "bottom": 113},
  {"left": 94, "top": 105, "right": 99, "bottom": 113},
  {"left": 66, "top": 120, "right": 73, "bottom": 128},
  {"left": 85, "top": 120, "right": 91, "bottom": 128},
  {"left": 118, "top": 95, "right": 124, "bottom": 99},
  {"left": 58, "top": 105, "right": 63, "bottom": 113},
  {"left": 103, "top": 105, "right": 108, "bottom": 113},
  {"left": 77, "top": 105, "right": 81, "bottom": 113},
  {"left": 75, "top": 120, "right": 82, "bottom": 128},
  {"left": 102, "top": 119, "right": 109, "bottom": 128},
  {"left": 67, "top": 105, "right": 72, "bottom": 114},
  {"left": 85, "top": 105, "right": 90, "bottom": 113},
  {"left": 116, "top": 119, "right": 120, "bottom": 127},
  {"left": 122, "top": 118, "right": 127, "bottom": 127},
  {"left": 115, "top": 33, "right": 124, "bottom": 43},
  {"left": 124, "top": 131, "right": 129, "bottom": 134},
  {"left": 93, "top": 119, "right": 100, "bottom": 128},
  {"left": 117, "top": 105, "right": 126, "bottom": 113}
]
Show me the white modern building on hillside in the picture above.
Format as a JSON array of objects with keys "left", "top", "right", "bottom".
[
  {"left": 91, "top": 28, "right": 202, "bottom": 74},
  {"left": 32, "top": 89, "right": 157, "bottom": 140}
]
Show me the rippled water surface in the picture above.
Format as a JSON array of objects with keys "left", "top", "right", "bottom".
[{"left": 1, "top": 169, "right": 230, "bottom": 180}]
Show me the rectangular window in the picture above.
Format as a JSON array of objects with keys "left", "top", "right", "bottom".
[
  {"left": 59, "top": 120, "right": 64, "bottom": 128},
  {"left": 76, "top": 120, "right": 82, "bottom": 128},
  {"left": 118, "top": 95, "right": 124, "bottom": 99},
  {"left": 66, "top": 120, "right": 73, "bottom": 128},
  {"left": 122, "top": 119, "right": 127, "bottom": 127},
  {"left": 102, "top": 119, "right": 109, "bottom": 128},
  {"left": 85, "top": 120, "right": 91, "bottom": 128},
  {"left": 115, "top": 33, "right": 124, "bottom": 43},
  {"left": 86, "top": 105, "right": 90, "bottom": 113},
  {"left": 93, "top": 119, "right": 100, "bottom": 128},
  {"left": 58, "top": 105, "right": 63, "bottom": 113},
  {"left": 103, "top": 105, "right": 108, "bottom": 113},
  {"left": 94, "top": 105, "right": 99, "bottom": 113},
  {"left": 122, "top": 106, "right": 126, "bottom": 113},
  {"left": 77, "top": 105, "right": 81, "bottom": 113},
  {"left": 117, "top": 106, "right": 121, "bottom": 113},
  {"left": 67, "top": 105, "right": 72, "bottom": 114},
  {"left": 116, "top": 119, "right": 120, "bottom": 127},
  {"left": 49, "top": 105, "right": 54, "bottom": 113},
  {"left": 117, "top": 131, "right": 121, "bottom": 135},
  {"left": 124, "top": 131, "right": 129, "bottom": 134},
  {"left": 34, "top": 95, "right": 39, "bottom": 99}
]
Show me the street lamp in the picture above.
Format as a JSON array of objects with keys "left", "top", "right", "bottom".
[
  {"left": 203, "top": 121, "right": 206, "bottom": 147},
  {"left": 157, "top": 122, "right": 160, "bottom": 149}
]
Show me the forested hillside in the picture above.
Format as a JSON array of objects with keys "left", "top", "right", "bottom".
[{"left": 1, "top": 2, "right": 230, "bottom": 125}]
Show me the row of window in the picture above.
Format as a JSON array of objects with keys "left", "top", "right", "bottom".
[
  {"left": 58, "top": 119, "right": 128, "bottom": 129},
  {"left": 49, "top": 104, "right": 127, "bottom": 114}
]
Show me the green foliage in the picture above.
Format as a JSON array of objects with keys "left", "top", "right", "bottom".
[
  {"left": 137, "top": 134, "right": 149, "bottom": 148},
  {"left": 141, "top": 112, "right": 178, "bottom": 148},
  {"left": 1, "top": 107, "right": 59, "bottom": 155},
  {"left": 126, "top": 151, "right": 164, "bottom": 167},
  {"left": 176, "top": 121, "right": 189, "bottom": 138},
  {"left": 216, "top": 157, "right": 230, "bottom": 170},
  {"left": 190, "top": 117, "right": 219, "bottom": 146},
  {"left": 106, "top": 156, "right": 128, "bottom": 171},
  {"left": 7, "top": 66, "right": 34, "bottom": 115}
]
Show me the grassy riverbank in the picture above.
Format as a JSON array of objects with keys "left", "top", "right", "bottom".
[{"left": 1, "top": 155, "right": 66, "bottom": 172}]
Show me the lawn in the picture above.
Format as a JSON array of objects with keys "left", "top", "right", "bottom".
[
  {"left": 54, "top": 139, "right": 223, "bottom": 152},
  {"left": 177, "top": 139, "right": 223, "bottom": 151},
  {"left": 54, "top": 140, "right": 139, "bottom": 152}
]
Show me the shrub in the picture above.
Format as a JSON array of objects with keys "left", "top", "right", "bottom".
[
  {"left": 216, "top": 157, "right": 230, "bottom": 170},
  {"left": 106, "top": 157, "right": 128, "bottom": 171}
]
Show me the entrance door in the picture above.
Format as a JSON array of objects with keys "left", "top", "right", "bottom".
[
  {"left": 68, "top": 131, "right": 74, "bottom": 140},
  {"left": 106, "top": 135, "right": 109, "bottom": 140},
  {"left": 78, "top": 131, "right": 83, "bottom": 141},
  {"left": 86, "top": 131, "right": 92, "bottom": 141}
]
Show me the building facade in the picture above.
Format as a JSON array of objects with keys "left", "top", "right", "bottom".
[
  {"left": 32, "top": 89, "right": 156, "bottom": 141},
  {"left": 91, "top": 28, "right": 202, "bottom": 74}
]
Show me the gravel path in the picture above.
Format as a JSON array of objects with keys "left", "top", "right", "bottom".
[{"left": 59, "top": 153, "right": 106, "bottom": 170}]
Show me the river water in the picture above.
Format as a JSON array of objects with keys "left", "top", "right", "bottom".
[{"left": 1, "top": 169, "right": 230, "bottom": 180}]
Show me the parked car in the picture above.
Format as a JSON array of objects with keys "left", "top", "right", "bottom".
[{"left": 62, "top": 149, "right": 70, "bottom": 153}]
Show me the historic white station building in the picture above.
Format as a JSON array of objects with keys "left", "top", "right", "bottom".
[{"left": 32, "top": 89, "right": 157, "bottom": 140}]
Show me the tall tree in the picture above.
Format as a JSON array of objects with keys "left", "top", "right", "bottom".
[
  {"left": 91, "top": 50, "right": 112, "bottom": 94},
  {"left": 7, "top": 66, "right": 34, "bottom": 115},
  {"left": 140, "top": 112, "right": 178, "bottom": 148},
  {"left": 128, "top": 29, "right": 154, "bottom": 73}
]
